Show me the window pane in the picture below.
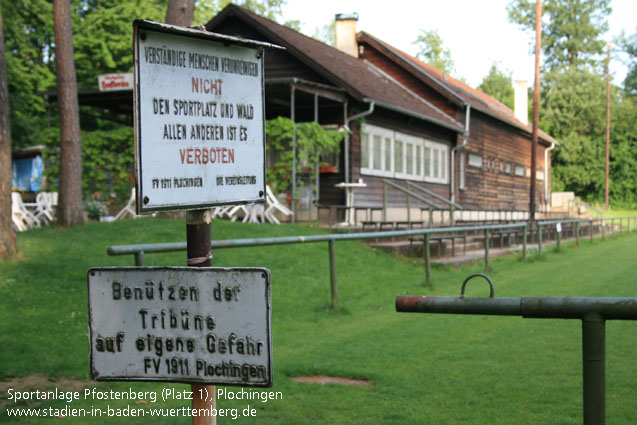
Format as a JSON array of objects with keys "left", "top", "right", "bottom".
[
  {"left": 361, "top": 133, "right": 369, "bottom": 168},
  {"left": 441, "top": 150, "right": 446, "bottom": 179},
  {"left": 394, "top": 140, "right": 403, "bottom": 173},
  {"left": 373, "top": 135, "right": 381, "bottom": 170},
  {"left": 384, "top": 138, "right": 392, "bottom": 171},
  {"left": 406, "top": 143, "right": 413, "bottom": 174},
  {"left": 425, "top": 147, "right": 431, "bottom": 176},
  {"left": 416, "top": 145, "right": 422, "bottom": 175},
  {"left": 433, "top": 149, "right": 439, "bottom": 178}
]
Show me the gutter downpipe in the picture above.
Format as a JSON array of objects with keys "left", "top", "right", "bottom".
[
  {"left": 345, "top": 100, "right": 375, "bottom": 183},
  {"left": 544, "top": 140, "right": 556, "bottom": 210},
  {"left": 450, "top": 104, "right": 471, "bottom": 204}
]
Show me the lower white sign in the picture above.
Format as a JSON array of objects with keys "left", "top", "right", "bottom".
[{"left": 87, "top": 267, "right": 271, "bottom": 386}]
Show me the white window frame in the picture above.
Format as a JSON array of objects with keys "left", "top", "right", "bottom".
[
  {"left": 360, "top": 124, "right": 449, "bottom": 184},
  {"left": 360, "top": 124, "right": 393, "bottom": 178}
]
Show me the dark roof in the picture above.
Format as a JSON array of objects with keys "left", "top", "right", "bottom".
[
  {"left": 206, "top": 5, "right": 464, "bottom": 132},
  {"left": 357, "top": 31, "right": 558, "bottom": 145}
]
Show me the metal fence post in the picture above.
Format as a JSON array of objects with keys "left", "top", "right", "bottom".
[
  {"left": 576, "top": 221, "right": 580, "bottom": 248},
  {"left": 582, "top": 315, "right": 606, "bottom": 425},
  {"left": 406, "top": 181, "right": 411, "bottom": 224},
  {"left": 428, "top": 207, "right": 433, "bottom": 228},
  {"left": 522, "top": 224, "right": 527, "bottom": 260},
  {"left": 556, "top": 223, "right": 561, "bottom": 252},
  {"left": 186, "top": 209, "right": 215, "bottom": 425},
  {"left": 383, "top": 181, "right": 387, "bottom": 222},
  {"left": 328, "top": 240, "right": 338, "bottom": 309},
  {"left": 538, "top": 223, "right": 543, "bottom": 259},
  {"left": 602, "top": 220, "right": 605, "bottom": 241},
  {"left": 424, "top": 233, "right": 431, "bottom": 287},
  {"left": 590, "top": 220, "right": 594, "bottom": 243},
  {"left": 611, "top": 218, "right": 615, "bottom": 239},
  {"left": 484, "top": 229, "right": 490, "bottom": 271},
  {"left": 135, "top": 251, "right": 145, "bottom": 266}
]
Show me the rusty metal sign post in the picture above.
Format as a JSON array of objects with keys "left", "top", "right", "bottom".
[{"left": 395, "top": 274, "right": 637, "bottom": 425}]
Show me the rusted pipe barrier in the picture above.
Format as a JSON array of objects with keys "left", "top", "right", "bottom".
[{"left": 396, "top": 274, "right": 637, "bottom": 425}]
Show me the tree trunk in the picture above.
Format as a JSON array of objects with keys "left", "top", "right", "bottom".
[
  {"left": 165, "top": 0, "right": 195, "bottom": 26},
  {"left": 53, "top": 0, "right": 83, "bottom": 226},
  {"left": 0, "top": 4, "right": 19, "bottom": 259}
]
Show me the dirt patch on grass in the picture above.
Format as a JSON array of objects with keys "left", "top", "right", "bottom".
[
  {"left": 292, "top": 375, "right": 371, "bottom": 387},
  {"left": 0, "top": 374, "right": 93, "bottom": 408}
]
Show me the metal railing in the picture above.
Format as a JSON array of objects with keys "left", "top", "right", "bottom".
[
  {"left": 396, "top": 274, "right": 637, "bottom": 425},
  {"left": 536, "top": 216, "right": 634, "bottom": 258},
  {"left": 107, "top": 217, "right": 635, "bottom": 309},
  {"left": 568, "top": 198, "right": 605, "bottom": 218},
  {"left": 382, "top": 179, "right": 462, "bottom": 225}
]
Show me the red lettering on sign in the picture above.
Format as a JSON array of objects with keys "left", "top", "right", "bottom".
[
  {"left": 187, "top": 148, "right": 193, "bottom": 164},
  {"left": 178, "top": 147, "right": 235, "bottom": 164},
  {"left": 191, "top": 77, "right": 223, "bottom": 95},
  {"left": 202, "top": 148, "right": 209, "bottom": 164}
]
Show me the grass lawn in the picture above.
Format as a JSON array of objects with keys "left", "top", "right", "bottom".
[{"left": 1, "top": 217, "right": 636, "bottom": 424}]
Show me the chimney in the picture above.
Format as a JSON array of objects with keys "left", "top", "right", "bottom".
[
  {"left": 514, "top": 80, "right": 528, "bottom": 125},
  {"left": 335, "top": 13, "right": 359, "bottom": 58}
]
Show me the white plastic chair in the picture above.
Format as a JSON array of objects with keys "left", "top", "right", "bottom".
[
  {"left": 243, "top": 204, "right": 265, "bottom": 223},
  {"left": 264, "top": 186, "right": 293, "bottom": 224},
  {"left": 114, "top": 188, "right": 138, "bottom": 220},
  {"left": 34, "top": 192, "right": 55, "bottom": 223},
  {"left": 11, "top": 192, "right": 40, "bottom": 231}
]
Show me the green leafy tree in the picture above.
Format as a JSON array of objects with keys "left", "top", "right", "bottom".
[
  {"left": 73, "top": 1, "right": 165, "bottom": 89},
  {"left": 195, "top": 0, "right": 287, "bottom": 25},
  {"left": 541, "top": 67, "right": 609, "bottom": 199},
  {"left": 413, "top": 29, "right": 454, "bottom": 74},
  {"left": 265, "top": 117, "right": 343, "bottom": 195},
  {"left": 477, "top": 63, "right": 514, "bottom": 110},
  {"left": 507, "top": 0, "right": 611, "bottom": 71},
  {"left": 312, "top": 20, "right": 335, "bottom": 47},
  {"left": 617, "top": 29, "right": 637, "bottom": 96},
  {"left": 1, "top": 0, "right": 55, "bottom": 149}
]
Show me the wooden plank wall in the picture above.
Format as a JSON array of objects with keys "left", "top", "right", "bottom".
[
  {"left": 457, "top": 110, "right": 548, "bottom": 211},
  {"left": 360, "top": 44, "right": 457, "bottom": 117}
]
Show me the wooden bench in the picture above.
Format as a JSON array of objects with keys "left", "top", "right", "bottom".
[{"left": 409, "top": 233, "right": 468, "bottom": 256}]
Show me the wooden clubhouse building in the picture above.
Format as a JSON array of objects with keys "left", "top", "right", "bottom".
[{"left": 204, "top": 5, "right": 559, "bottom": 223}]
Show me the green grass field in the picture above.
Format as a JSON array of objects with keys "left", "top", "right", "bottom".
[{"left": 1, "top": 217, "right": 636, "bottom": 424}]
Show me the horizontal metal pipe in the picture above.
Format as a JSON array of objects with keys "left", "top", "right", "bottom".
[
  {"left": 108, "top": 242, "right": 187, "bottom": 255},
  {"left": 107, "top": 223, "right": 527, "bottom": 256},
  {"left": 395, "top": 296, "right": 522, "bottom": 316},
  {"left": 522, "top": 297, "right": 637, "bottom": 320},
  {"left": 107, "top": 216, "right": 635, "bottom": 258},
  {"left": 396, "top": 296, "right": 637, "bottom": 320}
]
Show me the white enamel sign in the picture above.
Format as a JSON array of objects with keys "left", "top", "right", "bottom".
[
  {"left": 88, "top": 267, "right": 272, "bottom": 386},
  {"left": 133, "top": 21, "right": 268, "bottom": 212}
]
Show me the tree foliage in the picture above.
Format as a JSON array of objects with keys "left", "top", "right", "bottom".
[
  {"left": 265, "top": 117, "right": 343, "bottom": 195},
  {"left": 312, "top": 20, "right": 335, "bottom": 47},
  {"left": 1, "top": 0, "right": 55, "bottom": 149},
  {"left": 507, "top": 0, "right": 611, "bottom": 71},
  {"left": 477, "top": 63, "right": 514, "bottom": 110},
  {"left": 413, "top": 29, "right": 454, "bottom": 74},
  {"left": 194, "top": 0, "right": 286, "bottom": 25},
  {"left": 42, "top": 124, "right": 135, "bottom": 202},
  {"left": 73, "top": 1, "right": 165, "bottom": 88},
  {"left": 507, "top": 0, "right": 636, "bottom": 206},
  {"left": 617, "top": 29, "right": 637, "bottom": 96}
]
